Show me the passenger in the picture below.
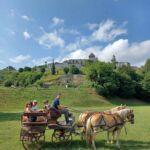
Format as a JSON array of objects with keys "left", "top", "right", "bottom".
[
  {"left": 22, "top": 102, "right": 32, "bottom": 122},
  {"left": 29, "top": 100, "right": 38, "bottom": 122},
  {"left": 52, "top": 93, "right": 70, "bottom": 125},
  {"left": 44, "top": 100, "right": 51, "bottom": 111},
  {"left": 31, "top": 100, "right": 38, "bottom": 112}
]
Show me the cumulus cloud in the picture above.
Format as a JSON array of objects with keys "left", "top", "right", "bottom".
[
  {"left": 63, "top": 39, "right": 150, "bottom": 66},
  {"left": 23, "top": 31, "right": 31, "bottom": 40},
  {"left": 21, "top": 15, "right": 30, "bottom": 21},
  {"left": 32, "top": 56, "right": 52, "bottom": 66},
  {"left": 9, "top": 55, "right": 31, "bottom": 64},
  {"left": 87, "top": 23, "right": 99, "bottom": 30},
  {"left": 38, "top": 31, "right": 65, "bottom": 48},
  {"left": 52, "top": 17, "right": 64, "bottom": 26},
  {"left": 91, "top": 19, "right": 127, "bottom": 42}
]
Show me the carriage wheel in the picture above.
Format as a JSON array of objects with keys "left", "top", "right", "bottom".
[
  {"left": 22, "top": 133, "right": 41, "bottom": 150},
  {"left": 36, "top": 132, "right": 45, "bottom": 144},
  {"left": 51, "top": 129, "right": 72, "bottom": 146}
]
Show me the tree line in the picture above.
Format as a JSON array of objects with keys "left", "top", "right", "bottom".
[{"left": 85, "top": 59, "right": 150, "bottom": 101}]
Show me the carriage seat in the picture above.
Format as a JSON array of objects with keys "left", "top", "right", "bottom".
[{"left": 49, "top": 107, "right": 61, "bottom": 119}]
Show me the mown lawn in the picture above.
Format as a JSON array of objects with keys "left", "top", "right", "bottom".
[
  {"left": 0, "top": 87, "right": 150, "bottom": 150},
  {"left": 0, "top": 106, "right": 150, "bottom": 150}
]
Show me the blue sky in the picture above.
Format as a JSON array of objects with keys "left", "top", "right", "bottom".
[{"left": 0, "top": 0, "right": 150, "bottom": 69}]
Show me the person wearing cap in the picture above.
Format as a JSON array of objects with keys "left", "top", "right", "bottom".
[
  {"left": 29, "top": 100, "right": 38, "bottom": 122},
  {"left": 52, "top": 93, "right": 70, "bottom": 125},
  {"left": 31, "top": 100, "right": 38, "bottom": 111}
]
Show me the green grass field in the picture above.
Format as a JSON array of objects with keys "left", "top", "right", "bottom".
[{"left": 0, "top": 86, "right": 150, "bottom": 150}]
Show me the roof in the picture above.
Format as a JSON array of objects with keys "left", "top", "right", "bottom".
[{"left": 89, "top": 53, "right": 95, "bottom": 57}]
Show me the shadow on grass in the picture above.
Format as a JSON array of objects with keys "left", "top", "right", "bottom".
[
  {"left": 107, "top": 97, "right": 150, "bottom": 107},
  {"left": 41, "top": 139, "right": 150, "bottom": 150},
  {"left": 0, "top": 112, "right": 21, "bottom": 122}
]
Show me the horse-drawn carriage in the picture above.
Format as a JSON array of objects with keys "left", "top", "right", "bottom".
[
  {"left": 20, "top": 106, "right": 135, "bottom": 150},
  {"left": 20, "top": 108, "right": 76, "bottom": 150}
]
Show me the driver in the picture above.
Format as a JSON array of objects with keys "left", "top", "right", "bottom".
[{"left": 52, "top": 93, "right": 70, "bottom": 125}]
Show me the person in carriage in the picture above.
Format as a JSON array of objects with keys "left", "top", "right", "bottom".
[
  {"left": 52, "top": 93, "right": 70, "bottom": 125},
  {"left": 43, "top": 100, "right": 51, "bottom": 111}
]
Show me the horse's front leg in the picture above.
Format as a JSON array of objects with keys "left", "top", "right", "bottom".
[
  {"left": 107, "top": 131, "right": 110, "bottom": 144},
  {"left": 115, "top": 129, "right": 121, "bottom": 148},
  {"left": 110, "top": 130, "right": 116, "bottom": 144}
]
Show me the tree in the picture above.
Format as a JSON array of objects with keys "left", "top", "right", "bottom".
[
  {"left": 51, "top": 60, "right": 56, "bottom": 75},
  {"left": 86, "top": 61, "right": 118, "bottom": 96},
  {"left": 40, "top": 67, "right": 46, "bottom": 73},
  {"left": 4, "top": 80, "right": 12, "bottom": 87},
  {"left": 18, "top": 68, "right": 24, "bottom": 72},
  {"left": 141, "top": 72, "right": 150, "bottom": 100},
  {"left": 63, "top": 67, "right": 69, "bottom": 74},
  {"left": 69, "top": 65, "right": 80, "bottom": 74},
  {"left": 144, "top": 58, "right": 150, "bottom": 73},
  {"left": 24, "top": 66, "right": 31, "bottom": 71}
]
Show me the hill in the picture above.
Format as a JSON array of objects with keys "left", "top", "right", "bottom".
[{"left": 0, "top": 85, "right": 148, "bottom": 112}]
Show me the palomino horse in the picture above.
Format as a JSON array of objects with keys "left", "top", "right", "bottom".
[
  {"left": 86, "top": 108, "right": 134, "bottom": 150},
  {"left": 76, "top": 105, "right": 126, "bottom": 140}
]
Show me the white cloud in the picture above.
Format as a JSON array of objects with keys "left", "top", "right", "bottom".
[
  {"left": 21, "top": 15, "right": 30, "bottom": 21},
  {"left": 62, "top": 39, "right": 150, "bottom": 66},
  {"left": 58, "top": 28, "right": 80, "bottom": 35},
  {"left": 32, "top": 56, "right": 52, "bottom": 66},
  {"left": 23, "top": 31, "right": 31, "bottom": 40},
  {"left": 91, "top": 19, "right": 127, "bottom": 42},
  {"left": 87, "top": 23, "right": 99, "bottom": 30},
  {"left": 38, "top": 31, "right": 65, "bottom": 48},
  {"left": 9, "top": 55, "right": 31, "bottom": 64},
  {"left": 52, "top": 17, "right": 64, "bottom": 26}
]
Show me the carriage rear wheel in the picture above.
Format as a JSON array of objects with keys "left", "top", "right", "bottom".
[
  {"left": 51, "top": 129, "right": 72, "bottom": 146},
  {"left": 22, "top": 132, "right": 44, "bottom": 150}
]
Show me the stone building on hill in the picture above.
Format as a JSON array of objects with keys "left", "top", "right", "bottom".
[{"left": 48, "top": 53, "right": 98, "bottom": 69}]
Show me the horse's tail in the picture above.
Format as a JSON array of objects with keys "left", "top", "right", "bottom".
[{"left": 86, "top": 116, "right": 93, "bottom": 146}]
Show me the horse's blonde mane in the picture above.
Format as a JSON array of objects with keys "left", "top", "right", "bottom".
[{"left": 116, "top": 108, "right": 131, "bottom": 120}]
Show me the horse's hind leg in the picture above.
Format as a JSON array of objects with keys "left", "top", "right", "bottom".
[{"left": 91, "top": 133, "right": 97, "bottom": 150}]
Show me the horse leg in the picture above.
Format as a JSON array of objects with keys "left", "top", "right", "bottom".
[
  {"left": 107, "top": 131, "right": 110, "bottom": 144},
  {"left": 110, "top": 130, "right": 116, "bottom": 144},
  {"left": 91, "top": 132, "right": 96, "bottom": 150},
  {"left": 81, "top": 127, "right": 86, "bottom": 140},
  {"left": 115, "top": 129, "right": 121, "bottom": 148}
]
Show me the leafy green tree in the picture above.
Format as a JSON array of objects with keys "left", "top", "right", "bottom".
[
  {"left": 24, "top": 66, "right": 31, "bottom": 71},
  {"left": 18, "top": 68, "right": 24, "bottom": 72},
  {"left": 4, "top": 80, "right": 12, "bottom": 87},
  {"left": 69, "top": 65, "right": 80, "bottom": 74},
  {"left": 63, "top": 67, "right": 69, "bottom": 74},
  {"left": 115, "top": 73, "right": 136, "bottom": 98},
  {"left": 40, "top": 67, "right": 46, "bottom": 73},
  {"left": 144, "top": 58, "right": 150, "bottom": 73},
  {"left": 86, "top": 61, "right": 118, "bottom": 96},
  {"left": 140, "top": 72, "right": 150, "bottom": 100}
]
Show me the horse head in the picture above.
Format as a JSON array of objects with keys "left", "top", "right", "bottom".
[{"left": 126, "top": 109, "right": 134, "bottom": 124}]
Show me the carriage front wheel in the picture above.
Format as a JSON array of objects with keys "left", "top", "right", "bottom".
[{"left": 51, "top": 129, "right": 72, "bottom": 146}]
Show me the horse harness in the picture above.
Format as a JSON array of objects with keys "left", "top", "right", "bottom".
[{"left": 91, "top": 112, "right": 125, "bottom": 132}]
